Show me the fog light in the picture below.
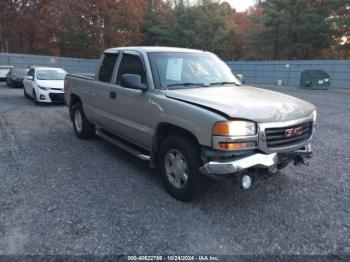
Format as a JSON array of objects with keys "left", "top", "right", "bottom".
[
  {"left": 241, "top": 175, "right": 252, "bottom": 190},
  {"left": 40, "top": 95, "right": 45, "bottom": 100},
  {"left": 218, "top": 142, "right": 256, "bottom": 150}
]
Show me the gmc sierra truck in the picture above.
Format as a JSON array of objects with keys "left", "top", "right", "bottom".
[{"left": 65, "top": 47, "right": 316, "bottom": 201}]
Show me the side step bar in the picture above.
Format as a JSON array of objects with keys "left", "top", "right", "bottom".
[{"left": 96, "top": 128, "right": 150, "bottom": 161}]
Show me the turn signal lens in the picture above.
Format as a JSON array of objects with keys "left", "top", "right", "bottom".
[
  {"left": 218, "top": 142, "right": 256, "bottom": 150},
  {"left": 213, "top": 122, "right": 230, "bottom": 136},
  {"left": 38, "top": 85, "right": 48, "bottom": 90},
  {"left": 213, "top": 121, "right": 256, "bottom": 136}
]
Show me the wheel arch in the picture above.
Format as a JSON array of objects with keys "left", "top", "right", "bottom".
[
  {"left": 151, "top": 122, "right": 201, "bottom": 167},
  {"left": 69, "top": 94, "right": 82, "bottom": 121}
]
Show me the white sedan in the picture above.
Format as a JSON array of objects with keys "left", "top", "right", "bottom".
[
  {"left": 0, "top": 66, "right": 13, "bottom": 81},
  {"left": 23, "top": 67, "right": 67, "bottom": 104}
]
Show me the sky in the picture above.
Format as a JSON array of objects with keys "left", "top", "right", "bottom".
[{"left": 220, "top": 0, "right": 256, "bottom": 12}]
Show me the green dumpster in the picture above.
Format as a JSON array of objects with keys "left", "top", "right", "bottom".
[{"left": 300, "top": 70, "right": 330, "bottom": 90}]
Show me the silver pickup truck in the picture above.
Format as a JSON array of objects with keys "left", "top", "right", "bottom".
[{"left": 65, "top": 47, "right": 316, "bottom": 201}]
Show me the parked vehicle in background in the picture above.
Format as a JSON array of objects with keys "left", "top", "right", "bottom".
[
  {"left": 65, "top": 47, "right": 316, "bottom": 201},
  {"left": 300, "top": 69, "right": 331, "bottom": 90},
  {"left": 0, "top": 66, "right": 13, "bottom": 81},
  {"left": 23, "top": 66, "right": 67, "bottom": 105},
  {"left": 6, "top": 68, "right": 28, "bottom": 87}
]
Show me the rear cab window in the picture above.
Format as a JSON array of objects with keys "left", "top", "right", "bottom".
[{"left": 98, "top": 53, "right": 119, "bottom": 83}]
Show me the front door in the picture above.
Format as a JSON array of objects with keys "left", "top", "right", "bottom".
[
  {"left": 24, "top": 68, "right": 35, "bottom": 97},
  {"left": 112, "top": 52, "right": 153, "bottom": 149}
]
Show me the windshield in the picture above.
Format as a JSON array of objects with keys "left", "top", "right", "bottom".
[
  {"left": 148, "top": 52, "right": 240, "bottom": 89},
  {"left": 36, "top": 69, "right": 66, "bottom": 80}
]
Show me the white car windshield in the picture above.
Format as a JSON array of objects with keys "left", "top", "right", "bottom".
[
  {"left": 36, "top": 69, "right": 66, "bottom": 80},
  {"left": 149, "top": 52, "right": 240, "bottom": 89}
]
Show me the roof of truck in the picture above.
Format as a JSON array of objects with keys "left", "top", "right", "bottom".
[{"left": 104, "top": 46, "right": 208, "bottom": 54}]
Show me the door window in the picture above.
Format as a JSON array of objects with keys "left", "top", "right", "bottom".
[
  {"left": 98, "top": 53, "right": 118, "bottom": 83},
  {"left": 116, "top": 54, "right": 146, "bottom": 86}
]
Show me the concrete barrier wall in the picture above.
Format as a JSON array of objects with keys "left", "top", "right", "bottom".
[
  {"left": 227, "top": 60, "right": 350, "bottom": 88},
  {"left": 1, "top": 53, "right": 349, "bottom": 88},
  {"left": 0, "top": 53, "right": 99, "bottom": 74}
]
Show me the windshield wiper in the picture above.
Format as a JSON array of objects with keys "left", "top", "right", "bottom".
[
  {"left": 209, "top": 81, "right": 240, "bottom": 86},
  {"left": 167, "top": 82, "right": 209, "bottom": 88}
]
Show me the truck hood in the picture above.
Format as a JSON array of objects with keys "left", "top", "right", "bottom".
[{"left": 165, "top": 86, "right": 315, "bottom": 123}]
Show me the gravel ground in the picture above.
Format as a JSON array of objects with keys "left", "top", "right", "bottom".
[{"left": 0, "top": 82, "right": 349, "bottom": 255}]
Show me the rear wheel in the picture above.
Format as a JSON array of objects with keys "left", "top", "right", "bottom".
[
  {"left": 71, "top": 102, "right": 95, "bottom": 139},
  {"left": 159, "top": 135, "right": 203, "bottom": 201}
]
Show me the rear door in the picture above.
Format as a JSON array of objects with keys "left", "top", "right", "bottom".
[{"left": 90, "top": 52, "right": 121, "bottom": 131}]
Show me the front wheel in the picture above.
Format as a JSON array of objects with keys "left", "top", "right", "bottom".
[
  {"left": 24, "top": 88, "right": 30, "bottom": 98},
  {"left": 71, "top": 102, "right": 95, "bottom": 139},
  {"left": 33, "top": 90, "right": 40, "bottom": 105},
  {"left": 159, "top": 135, "right": 203, "bottom": 201}
]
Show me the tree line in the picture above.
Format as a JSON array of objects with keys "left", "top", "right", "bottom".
[{"left": 0, "top": 0, "right": 349, "bottom": 60}]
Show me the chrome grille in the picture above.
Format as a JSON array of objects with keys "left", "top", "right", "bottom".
[{"left": 265, "top": 122, "right": 313, "bottom": 148}]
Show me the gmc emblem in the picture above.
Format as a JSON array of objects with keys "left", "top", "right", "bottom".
[{"left": 285, "top": 127, "right": 303, "bottom": 138}]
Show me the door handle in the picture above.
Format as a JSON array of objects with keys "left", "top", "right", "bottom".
[{"left": 109, "top": 91, "right": 117, "bottom": 99}]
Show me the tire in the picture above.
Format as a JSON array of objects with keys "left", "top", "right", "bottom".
[
  {"left": 33, "top": 90, "right": 40, "bottom": 105},
  {"left": 71, "top": 102, "right": 95, "bottom": 139},
  {"left": 24, "top": 88, "right": 30, "bottom": 98},
  {"left": 159, "top": 135, "right": 203, "bottom": 201}
]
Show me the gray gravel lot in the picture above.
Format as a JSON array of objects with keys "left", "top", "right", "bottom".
[{"left": 0, "top": 82, "right": 349, "bottom": 255}]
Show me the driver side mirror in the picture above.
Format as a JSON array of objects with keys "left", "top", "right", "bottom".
[
  {"left": 27, "top": 75, "right": 34, "bottom": 81},
  {"left": 122, "top": 74, "right": 147, "bottom": 91},
  {"left": 236, "top": 74, "right": 245, "bottom": 84}
]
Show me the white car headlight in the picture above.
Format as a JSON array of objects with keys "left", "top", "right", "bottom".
[
  {"left": 213, "top": 120, "right": 256, "bottom": 136},
  {"left": 38, "top": 85, "right": 49, "bottom": 90}
]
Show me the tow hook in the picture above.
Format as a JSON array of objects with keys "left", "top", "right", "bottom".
[
  {"left": 294, "top": 144, "right": 313, "bottom": 166},
  {"left": 294, "top": 155, "right": 310, "bottom": 166},
  {"left": 267, "top": 164, "right": 279, "bottom": 176}
]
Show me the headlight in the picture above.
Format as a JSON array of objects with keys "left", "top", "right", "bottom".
[
  {"left": 311, "top": 110, "right": 317, "bottom": 122},
  {"left": 213, "top": 120, "right": 256, "bottom": 136},
  {"left": 38, "top": 86, "right": 49, "bottom": 90}
]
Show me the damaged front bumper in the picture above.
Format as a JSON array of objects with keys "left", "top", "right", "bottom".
[{"left": 200, "top": 143, "right": 313, "bottom": 175}]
